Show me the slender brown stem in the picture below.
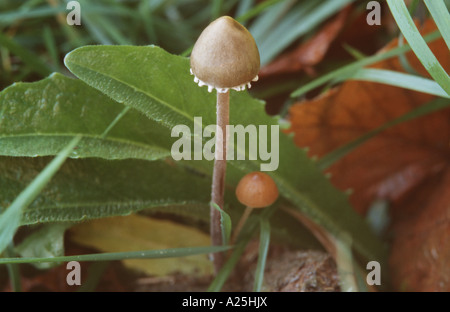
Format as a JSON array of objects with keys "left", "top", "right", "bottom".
[
  {"left": 231, "top": 206, "right": 254, "bottom": 245},
  {"left": 210, "top": 91, "right": 229, "bottom": 273}
]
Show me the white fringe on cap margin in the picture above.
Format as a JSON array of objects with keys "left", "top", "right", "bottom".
[{"left": 190, "top": 68, "right": 258, "bottom": 93}]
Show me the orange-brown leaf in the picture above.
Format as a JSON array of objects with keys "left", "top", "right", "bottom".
[{"left": 287, "top": 19, "right": 450, "bottom": 291}]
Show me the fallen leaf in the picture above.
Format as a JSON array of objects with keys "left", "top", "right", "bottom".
[
  {"left": 68, "top": 214, "right": 213, "bottom": 277},
  {"left": 287, "top": 19, "right": 450, "bottom": 291}
]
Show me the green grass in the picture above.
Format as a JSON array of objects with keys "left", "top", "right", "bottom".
[
  {"left": 253, "top": 217, "right": 271, "bottom": 292},
  {"left": 290, "top": 30, "right": 443, "bottom": 98},
  {"left": 387, "top": 0, "right": 450, "bottom": 95},
  {"left": 0, "top": 245, "right": 231, "bottom": 265}
]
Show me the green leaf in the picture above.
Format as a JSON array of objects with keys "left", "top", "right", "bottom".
[
  {"left": 0, "top": 136, "right": 80, "bottom": 255},
  {"left": 0, "top": 73, "right": 171, "bottom": 161},
  {"left": 0, "top": 157, "right": 212, "bottom": 225},
  {"left": 387, "top": 0, "right": 450, "bottom": 95},
  {"left": 64, "top": 45, "right": 386, "bottom": 265},
  {"left": 15, "top": 223, "right": 70, "bottom": 269},
  {"left": 1, "top": 158, "right": 316, "bottom": 252}
]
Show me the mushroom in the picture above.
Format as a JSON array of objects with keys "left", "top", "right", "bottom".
[
  {"left": 190, "top": 16, "right": 260, "bottom": 93},
  {"left": 190, "top": 16, "right": 260, "bottom": 272},
  {"left": 232, "top": 172, "right": 279, "bottom": 243}
]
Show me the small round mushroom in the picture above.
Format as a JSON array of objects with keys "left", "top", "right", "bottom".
[
  {"left": 190, "top": 16, "right": 260, "bottom": 93},
  {"left": 232, "top": 172, "right": 279, "bottom": 243},
  {"left": 236, "top": 172, "right": 279, "bottom": 208}
]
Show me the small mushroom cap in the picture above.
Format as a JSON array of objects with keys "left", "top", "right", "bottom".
[
  {"left": 190, "top": 16, "right": 260, "bottom": 89},
  {"left": 235, "top": 172, "right": 279, "bottom": 208}
]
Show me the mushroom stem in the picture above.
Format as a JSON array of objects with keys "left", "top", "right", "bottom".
[
  {"left": 210, "top": 90, "right": 229, "bottom": 272},
  {"left": 231, "top": 206, "right": 254, "bottom": 245}
]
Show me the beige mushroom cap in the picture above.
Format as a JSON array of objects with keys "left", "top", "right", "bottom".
[
  {"left": 235, "top": 172, "right": 279, "bottom": 208},
  {"left": 190, "top": 16, "right": 260, "bottom": 91}
]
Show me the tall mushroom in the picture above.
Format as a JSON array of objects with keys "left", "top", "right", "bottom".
[{"left": 190, "top": 16, "right": 260, "bottom": 272}]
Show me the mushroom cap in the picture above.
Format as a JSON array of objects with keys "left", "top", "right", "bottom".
[
  {"left": 235, "top": 172, "right": 279, "bottom": 208},
  {"left": 190, "top": 16, "right": 260, "bottom": 89}
]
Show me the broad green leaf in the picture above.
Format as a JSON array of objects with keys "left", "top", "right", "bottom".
[
  {"left": 15, "top": 223, "right": 70, "bottom": 269},
  {"left": 0, "top": 155, "right": 318, "bottom": 252},
  {"left": 0, "top": 73, "right": 170, "bottom": 161},
  {"left": 0, "top": 157, "right": 212, "bottom": 225},
  {"left": 69, "top": 214, "right": 213, "bottom": 276},
  {"left": 64, "top": 45, "right": 386, "bottom": 264},
  {"left": 0, "top": 136, "right": 80, "bottom": 255}
]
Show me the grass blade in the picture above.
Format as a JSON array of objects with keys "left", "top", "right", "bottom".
[
  {"left": 257, "top": 0, "right": 353, "bottom": 65},
  {"left": 424, "top": 0, "right": 450, "bottom": 50},
  {"left": 211, "top": 0, "right": 223, "bottom": 20},
  {"left": 387, "top": 0, "right": 450, "bottom": 95},
  {"left": 334, "top": 233, "right": 357, "bottom": 292},
  {"left": 208, "top": 207, "right": 276, "bottom": 292},
  {"left": 253, "top": 217, "right": 270, "bottom": 292},
  {"left": 236, "top": 0, "right": 284, "bottom": 24},
  {"left": 0, "top": 245, "right": 231, "bottom": 265},
  {"left": 343, "top": 68, "right": 449, "bottom": 98},
  {"left": 77, "top": 261, "right": 109, "bottom": 292},
  {"left": 212, "top": 202, "right": 232, "bottom": 246},
  {"left": 43, "top": 26, "right": 61, "bottom": 72},
  {"left": 0, "top": 136, "right": 81, "bottom": 254},
  {"left": 0, "top": 32, "right": 52, "bottom": 77},
  {"left": 290, "top": 30, "right": 441, "bottom": 98},
  {"left": 4, "top": 244, "right": 21, "bottom": 292}
]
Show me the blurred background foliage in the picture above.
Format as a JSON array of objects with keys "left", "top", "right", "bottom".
[{"left": 0, "top": 0, "right": 390, "bottom": 98}]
